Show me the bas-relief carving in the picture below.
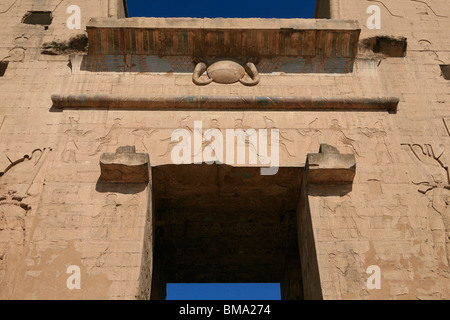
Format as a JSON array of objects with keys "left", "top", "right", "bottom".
[
  {"left": 321, "top": 197, "right": 364, "bottom": 240},
  {"left": 0, "top": 191, "right": 30, "bottom": 282},
  {"left": 90, "top": 118, "right": 122, "bottom": 156},
  {"left": 61, "top": 117, "right": 92, "bottom": 163},
  {"left": 262, "top": 116, "right": 295, "bottom": 158},
  {"left": 0, "top": 147, "right": 51, "bottom": 283},
  {"left": 0, "top": 147, "right": 51, "bottom": 197},
  {"left": 91, "top": 194, "right": 121, "bottom": 240},
  {"left": 90, "top": 194, "right": 141, "bottom": 241},
  {"left": 132, "top": 120, "right": 156, "bottom": 152},
  {"left": 327, "top": 244, "right": 369, "bottom": 299},
  {"left": 402, "top": 143, "right": 450, "bottom": 270},
  {"left": 192, "top": 58, "right": 260, "bottom": 86},
  {"left": 358, "top": 119, "right": 393, "bottom": 165},
  {"left": 159, "top": 116, "right": 193, "bottom": 158},
  {"left": 297, "top": 118, "right": 322, "bottom": 153},
  {"left": 414, "top": 176, "right": 450, "bottom": 270},
  {"left": 329, "top": 119, "right": 361, "bottom": 157},
  {"left": 380, "top": 194, "right": 416, "bottom": 239},
  {"left": 159, "top": 114, "right": 296, "bottom": 162}
]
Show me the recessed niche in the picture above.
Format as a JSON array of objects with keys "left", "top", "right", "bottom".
[
  {"left": 0, "top": 62, "right": 8, "bottom": 77},
  {"left": 22, "top": 11, "right": 53, "bottom": 26},
  {"left": 361, "top": 36, "right": 407, "bottom": 57}
]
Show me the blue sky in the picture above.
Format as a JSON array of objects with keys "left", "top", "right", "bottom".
[
  {"left": 126, "top": 0, "right": 316, "bottom": 300},
  {"left": 126, "top": 0, "right": 317, "bottom": 19}
]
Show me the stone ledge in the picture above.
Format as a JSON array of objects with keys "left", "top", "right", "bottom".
[
  {"left": 306, "top": 144, "right": 356, "bottom": 185},
  {"left": 52, "top": 94, "right": 399, "bottom": 112},
  {"left": 100, "top": 146, "right": 150, "bottom": 183}
]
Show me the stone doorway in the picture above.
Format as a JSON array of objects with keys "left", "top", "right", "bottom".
[{"left": 149, "top": 164, "right": 306, "bottom": 300}]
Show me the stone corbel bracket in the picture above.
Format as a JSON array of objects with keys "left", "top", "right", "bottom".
[
  {"left": 305, "top": 144, "right": 356, "bottom": 185},
  {"left": 100, "top": 146, "right": 149, "bottom": 183}
]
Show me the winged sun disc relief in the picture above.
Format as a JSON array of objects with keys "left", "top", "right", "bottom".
[{"left": 192, "top": 58, "right": 260, "bottom": 86}]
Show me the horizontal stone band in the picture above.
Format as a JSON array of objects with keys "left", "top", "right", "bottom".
[{"left": 51, "top": 94, "right": 399, "bottom": 112}]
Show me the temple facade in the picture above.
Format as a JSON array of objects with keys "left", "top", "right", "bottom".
[{"left": 0, "top": 0, "right": 449, "bottom": 299}]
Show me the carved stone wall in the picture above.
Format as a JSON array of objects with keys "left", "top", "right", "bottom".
[{"left": 0, "top": 0, "right": 449, "bottom": 299}]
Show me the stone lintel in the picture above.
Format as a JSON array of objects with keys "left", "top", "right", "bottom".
[
  {"left": 100, "top": 146, "right": 150, "bottom": 183},
  {"left": 306, "top": 144, "right": 356, "bottom": 185},
  {"left": 52, "top": 94, "right": 399, "bottom": 112}
]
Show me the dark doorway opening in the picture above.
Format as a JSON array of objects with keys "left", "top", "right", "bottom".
[
  {"left": 150, "top": 164, "right": 304, "bottom": 300},
  {"left": 0, "top": 62, "right": 8, "bottom": 77}
]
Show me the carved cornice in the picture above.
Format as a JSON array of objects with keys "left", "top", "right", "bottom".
[{"left": 86, "top": 17, "right": 360, "bottom": 59}]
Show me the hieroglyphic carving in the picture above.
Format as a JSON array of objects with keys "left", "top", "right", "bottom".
[
  {"left": 358, "top": 119, "right": 392, "bottom": 164},
  {"left": 367, "top": 0, "right": 403, "bottom": 17},
  {"left": 402, "top": 143, "right": 447, "bottom": 180},
  {"left": 410, "top": 0, "right": 448, "bottom": 18}
]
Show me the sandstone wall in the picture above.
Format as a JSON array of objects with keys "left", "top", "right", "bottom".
[{"left": 0, "top": 0, "right": 449, "bottom": 299}]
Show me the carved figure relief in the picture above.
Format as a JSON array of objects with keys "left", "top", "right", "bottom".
[
  {"left": 61, "top": 117, "right": 92, "bottom": 163},
  {"left": 414, "top": 176, "right": 450, "bottom": 268},
  {"left": 402, "top": 143, "right": 450, "bottom": 269},
  {"left": 192, "top": 58, "right": 260, "bottom": 86},
  {"left": 91, "top": 118, "right": 122, "bottom": 156},
  {"left": 0, "top": 147, "right": 50, "bottom": 283},
  {"left": 159, "top": 116, "right": 193, "bottom": 158},
  {"left": 0, "top": 190, "right": 30, "bottom": 281},
  {"left": 262, "top": 116, "right": 295, "bottom": 158},
  {"left": 0, "top": 147, "right": 51, "bottom": 197},
  {"left": 297, "top": 118, "right": 322, "bottom": 152},
  {"left": 329, "top": 119, "right": 361, "bottom": 157},
  {"left": 322, "top": 197, "right": 364, "bottom": 239},
  {"left": 381, "top": 194, "right": 416, "bottom": 239},
  {"left": 90, "top": 194, "right": 121, "bottom": 240},
  {"left": 194, "top": 118, "right": 223, "bottom": 159},
  {"left": 358, "top": 119, "right": 392, "bottom": 164},
  {"left": 119, "top": 196, "right": 140, "bottom": 239},
  {"left": 132, "top": 120, "right": 156, "bottom": 152}
]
